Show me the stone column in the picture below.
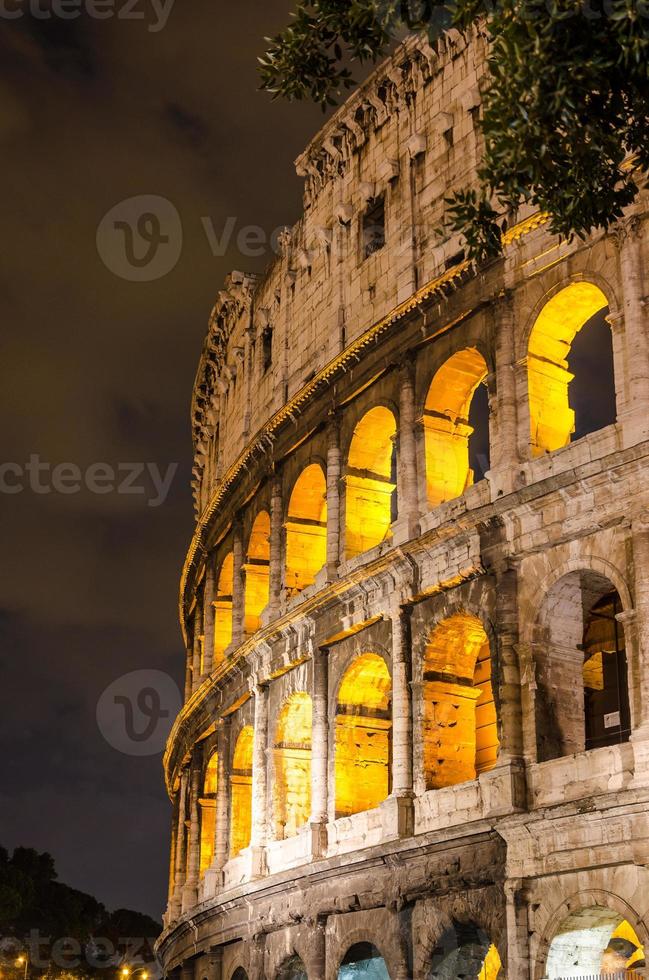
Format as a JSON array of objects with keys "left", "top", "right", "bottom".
[
  {"left": 181, "top": 763, "right": 201, "bottom": 911},
  {"left": 326, "top": 414, "right": 341, "bottom": 580},
  {"left": 631, "top": 520, "right": 649, "bottom": 736},
  {"left": 396, "top": 359, "right": 420, "bottom": 539},
  {"left": 310, "top": 647, "right": 329, "bottom": 857},
  {"left": 191, "top": 603, "right": 203, "bottom": 694},
  {"left": 202, "top": 559, "right": 216, "bottom": 678},
  {"left": 269, "top": 475, "right": 283, "bottom": 617},
  {"left": 165, "top": 798, "right": 178, "bottom": 919},
  {"left": 494, "top": 561, "right": 524, "bottom": 765},
  {"left": 213, "top": 717, "right": 231, "bottom": 871},
  {"left": 492, "top": 292, "right": 521, "bottom": 493},
  {"left": 389, "top": 603, "right": 414, "bottom": 837},
  {"left": 250, "top": 682, "right": 269, "bottom": 862},
  {"left": 169, "top": 770, "right": 188, "bottom": 919},
  {"left": 309, "top": 916, "right": 327, "bottom": 980},
  {"left": 184, "top": 646, "right": 193, "bottom": 702},
  {"left": 617, "top": 218, "right": 649, "bottom": 445},
  {"left": 232, "top": 519, "right": 245, "bottom": 647},
  {"left": 504, "top": 879, "right": 531, "bottom": 979}
]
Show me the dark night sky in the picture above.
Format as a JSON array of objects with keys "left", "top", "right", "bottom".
[{"left": 0, "top": 1, "right": 325, "bottom": 920}]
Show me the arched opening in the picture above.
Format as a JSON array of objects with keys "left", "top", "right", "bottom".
[
  {"left": 424, "top": 348, "right": 489, "bottom": 508},
  {"left": 338, "top": 943, "right": 390, "bottom": 980},
  {"left": 244, "top": 511, "right": 270, "bottom": 634},
  {"left": 276, "top": 955, "right": 308, "bottom": 980},
  {"left": 229, "top": 726, "right": 253, "bottom": 856},
  {"left": 545, "top": 907, "right": 645, "bottom": 977},
  {"left": 335, "top": 653, "right": 392, "bottom": 818},
  {"left": 214, "top": 552, "right": 234, "bottom": 663},
  {"left": 422, "top": 614, "right": 499, "bottom": 790},
  {"left": 533, "top": 571, "right": 631, "bottom": 762},
  {"left": 528, "top": 282, "right": 615, "bottom": 456},
  {"left": 231, "top": 970, "right": 249, "bottom": 980},
  {"left": 199, "top": 751, "right": 217, "bottom": 876},
  {"left": 272, "top": 692, "right": 312, "bottom": 840},
  {"left": 426, "top": 923, "right": 501, "bottom": 979},
  {"left": 285, "top": 463, "right": 327, "bottom": 596},
  {"left": 345, "top": 406, "right": 397, "bottom": 559}
]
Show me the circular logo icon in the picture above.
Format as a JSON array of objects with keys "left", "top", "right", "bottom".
[
  {"left": 97, "top": 669, "right": 182, "bottom": 756},
  {"left": 96, "top": 195, "right": 182, "bottom": 282}
]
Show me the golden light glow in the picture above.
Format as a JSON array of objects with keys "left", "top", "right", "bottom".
[
  {"left": 199, "top": 751, "right": 218, "bottom": 875},
  {"left": 424, "top": 348, "right": 488, "bottom": 508},
  {"left": 345, "top": 407, "right": 397, "bottom": 559},
  {"left": 272, "top": 692, "right": 312, "bottom": 839},
  {"left": 244, "top": 511, "right": 270, "bottom": 633},
  {"left": 423, "top": 613, "right": 499, "bottom": 789},
  {"left": 478, "top": 945, "right": 502, "bottom": 980},
  {"left": 528, "top": 282, "right": 608, "bottom": 456},
  {"left": 285, "top": 464, "right": 327, "bottom": 595},
  {"left": 335, "top": 653, "right": 392, "bottom": 817},
  {"left": 230, "top": 726, "right": 253, "bottom": 856},
  {"left": 214, "top": 552, "right": 234, "bottom": 663},
  {"left": 603, "top": 920, "right": 645, "bottom": 973}
]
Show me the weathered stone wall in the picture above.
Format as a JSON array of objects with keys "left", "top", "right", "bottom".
[{"left": 159, "top": 20, "right": 649, "bottom": 980}]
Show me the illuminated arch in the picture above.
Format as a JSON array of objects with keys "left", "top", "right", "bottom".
[
  {"left": 533, "top": 570, "right": 631, "bottom": 762},
  {"left": 545, "top": 907, "right": 645, "bottom": 977},
  {"left": 244, "top": 511, "right": 270, "bottom": 634},
  {"left": 229, "top": 726, "right": 253, "bottom": 856},
  {"left": 214, "top": 552, "right": 234, "bottom": 663},
  {"left": 345, "top": 406, "right": 397, "bottom": 559},
  {"left": 426, "top": 924, "right": 501, "bottom": 980},
  {"left": 199, "top": 751, "right": 218, "bottom": 875},
  {"left": 338, "top": 943, "right": 390, "bottom": 980},
  {"left": 424, "top": 348, "right": 489, "bottom": 508},
  {"left": 272, "top": 692, "right": 312, "bottom": 839},
  {"left": 285, "top": 463, "right": 327, "bottom": 596},
  {"left": 335, "top": 653, "right": 392, "bottom": 817},
  {"left": 422, "top": 613, "right": 499, "bottom": 790},
  {"left": 528, "top": 281, "right": 612, "bottom": 455}
]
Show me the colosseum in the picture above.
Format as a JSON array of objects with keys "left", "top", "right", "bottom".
[{"left": 156, "top": 23, "right": 649, "bottom": 980}]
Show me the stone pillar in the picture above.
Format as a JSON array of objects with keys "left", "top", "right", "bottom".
[
  {"left": 192, "top": 603, "right": 202, "bottom": 694},
  {"left": 310, "top": 648, "right": 329, "bottom": 856},
  {"left": 166, "top": 798, "right": 178, "bottom": 916},
  {"left": 631, "top": 520, "right": 649, "bottom": 735},
  {"left": 396, "top": 359, "right": 420, "bottom": 540},
  {"left": 392, "top": 904, "right": 413, "bottom": 980},
  {"left": 494, "top": 562, "right": 524, "bottom": 765},
  {"left": 182, "top": 763, "right": 201, "bottom": 911},
  {"left": 504, "top": 879, "right": 531, "bottom": 979},
  {"left": 169, "top": 770, "right": 188, "bottom": 919},
  {"left": 180, "top": 963, "right": 194, "bottom": 980},
  {"left": 184, "top": 646, "right": 193, "bottom": 702},
  {"left": 309, "top": 916, "right": 327, "bottom": 980},
  {"left": 386, "top": 603, "right": 414, "bottom": 838},
  {"left": 250, "top": 682, "right": 269, "bottom": 862},
  {"left": 205, "top": 949, "right": 223, "bottom": 980},
  {"left": 249, "top": 934, "right": 266, "bottom": 980},
  {"left": 269, "top": 475, "right": 283, "bottom": 617},
  {"left": 326, "top": 413, "right": 341, "bottom": 580},
  {"left": 492, "top": 292, "right": 521, "bottom": 494},
  {"left": 202, "top": 559, "right": 216, "bottom": 678},
  {"left": 232, "top": 519, "right": 245, "bottom": 647},
  {"left": 213, "top": 717, "right": 231, "bottom": 871},
  {"left": 617, "top": 218, "right": 649, "bottom": 445}
]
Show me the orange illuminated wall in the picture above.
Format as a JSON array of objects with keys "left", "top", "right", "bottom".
[
  {"left": 478, "top": 946, "right": 502, "bottom": 980},
  {"left": 422, "top": 613, "right": 499, "bottom": 789},
  {"left": 424, "top": 348, "right": 488, "bottom": 508},
  {"left": 528, "top": 282, "right": 608, "bottom": 455},
  {"left": 230, "top": 726, "right": 253, "bottom": 856},
  {"left": 272, "top": 692, "right": 312, "bottom": 839},
  {"left": 335, "top": 653, "right": 392, "bottom": 817},
  {"left": 199, "top": 751, "right": 218, "bottom": 876},
  {"left": 345, "top": 407, "right": 397, "bottom": 559},
  {"left": 244, "top": 511, "right": 270, "bottom": 634},
  {"left": 214, "top": 552, "right": 234, "bottom": 663},
  {"left": 285, "top": 464, "right": 327, "bottom": 596}
]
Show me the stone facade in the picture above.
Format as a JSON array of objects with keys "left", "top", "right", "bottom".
[{"left": 156, "top": 25, "right": 649, "bottom": 980}]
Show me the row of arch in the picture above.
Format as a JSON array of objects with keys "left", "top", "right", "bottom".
[
  {"left": 197, "top": 559, "right": 631, "bottom": 868},
  {"left": 205, "top": 281, "right": 617, "bottom": 662},
  {"left": 220, "top": 904, "right": 646, "bottom": 979}
]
